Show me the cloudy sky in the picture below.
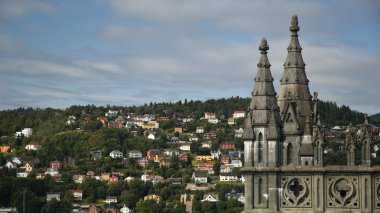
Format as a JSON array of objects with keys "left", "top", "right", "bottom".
[{"left": 0, "top": 0, "right": 379, "bottom": 115}]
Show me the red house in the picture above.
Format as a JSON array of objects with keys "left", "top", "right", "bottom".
[
  {"left": 87, "top": 170, "right": 95, "bottom": 177},
  {"left": 221, "top": 156, "right": 232, "bottom": 164},
  {"left": 220, "top": 142, "right": 236, "bottom": 150},
  {"left": 70, "top": 189, "right": 83, "bottom": 201},
  {"left": 204, "top": 131, "right": 217, "bottom": 140},
  {"left": 108, "top": 176, "right": 119, "bottom": 184},
  {"left": 50, "top": 160, "right": 62, "bottom": 169},
  {"left": 179, "top": 154, "right": 189, "bottom": 162},
  {"left": 146, "top": 149, "right": 160, "bottom": 159}
]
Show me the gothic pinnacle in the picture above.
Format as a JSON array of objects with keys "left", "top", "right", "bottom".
[
  {"left": 290, "top": 15, "right": 300, "bottom": 35},
  {"left": 259, "top": 38, "right": 269, "bottom": 54}
]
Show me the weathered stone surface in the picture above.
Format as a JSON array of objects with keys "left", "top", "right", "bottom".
[{"left": 243, "top": 15, "right": 379, "bottom": 213}]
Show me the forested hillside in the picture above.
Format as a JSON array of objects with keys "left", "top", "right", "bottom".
[{"left": 0, "top": 97, "right": 374, "bottom": 137}]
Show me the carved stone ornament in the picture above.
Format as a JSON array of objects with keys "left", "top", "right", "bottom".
[
  {"left": 281, "top": 176, "right": 312, "bottom": 207},
  {"left": 326, "top": 176, "right": 359, "bottom": 208},
  {"left": 376, "top": 176, "right": 380, "bottom": 209}
]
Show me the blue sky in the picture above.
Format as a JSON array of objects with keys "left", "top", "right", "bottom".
[{"left": 0, "top": 0, "right": 379, "bottom": 115}]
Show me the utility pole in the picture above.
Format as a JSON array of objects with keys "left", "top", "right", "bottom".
[{"left": 23, "top": 188, "right": 26, "bottom": 213}]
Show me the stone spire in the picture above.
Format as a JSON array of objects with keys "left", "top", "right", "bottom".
[
  {"left": 248, "top": 38, "right": 280, "bottom": 125},
  {"left": 267, "top": 108, "right": 281, "bottom": 140},
  {"left": 277, "top": 15, "right": 313, "bottom": 133}
]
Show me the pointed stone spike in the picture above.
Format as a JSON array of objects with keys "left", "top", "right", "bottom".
[
  {"left": 248, "top": 39, "right": 280, "bottom": 125},
  {"left": 278, "top": 15, "right": 312, "bottom": 133},
  {"left": 290, "top": 15, "right": 300, "bottom": 34}
]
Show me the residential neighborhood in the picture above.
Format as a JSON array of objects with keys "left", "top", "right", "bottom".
[
  {"left": 0, "top": 104, "right": 251, "bottom": 212},
  {"left": 0, "top": 98, "right": 379, "bottom": 213}
]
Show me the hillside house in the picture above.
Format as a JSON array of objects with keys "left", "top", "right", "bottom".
[
  {"left": 196, "top": 127, "right": 204, "bottom": 134},
  {"left": 233, "top": 111, "right": 246, "bottom": 118},
  {"left": 70, "top": 189, "right": 83, "bottom": 201},
  {"left": 201, "top": 194, "right": 219, "bottom": 202},
  {"left": 25, "top": 142, "right": 42, "bottom": 151},
  {"left": 46, "top": 192, "right": 61, "bottom": 202},
  {"left": 109, "top": 150, "right": 123, "bottom": 158},
  {"left": 50, "top": 160, "right": 62, "bottom": 169},
  {"left": 129, "top": 150, "right": 142, "bottom": 158}
]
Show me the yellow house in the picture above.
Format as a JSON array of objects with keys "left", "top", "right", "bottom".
[
  {"left": 144, "top": 194, "right": 161, "bottom": 203},
  {"left": 101, "top": 173, "right": 110, "bottom": 181},
  {"left": 195, "top": 155, "right": 212, "bottom": 161},
  {"left": 21, "top": 162, "right": 34, "bottom": 172},
  {"left": 0, "top": 145, "right": 10, "bottom": 153},
  {"left": 142, "top": 122, "right": 159, "bottom": 130},
  {"left": 174, "top": 127, "right": 183, "bottom": 133},
  {"left": 159, "top": 159, "right": 170, "bottom": 167}
]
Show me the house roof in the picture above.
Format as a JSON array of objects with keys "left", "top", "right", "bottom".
[
  {"left": 194, "top": 172, "right": 208, "bottom": 178},
  {"left": 202, "top": 194, "right": 218, "bottom": 200}
]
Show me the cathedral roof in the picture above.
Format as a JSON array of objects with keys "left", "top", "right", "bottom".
[{"left": 277, "top": 15, "right": 313, "bottom": 133}]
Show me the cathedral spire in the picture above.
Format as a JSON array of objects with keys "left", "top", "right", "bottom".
[
  {"left": 248, "top": 38, "right": 279, "bottom": 125},
  {"left": 278, "top": 15, "right": 312, "bottom": 133}
]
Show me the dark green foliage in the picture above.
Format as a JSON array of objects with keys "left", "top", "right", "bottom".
[{"left": 41, "top": 199, "right": 72, "bottom": 213}]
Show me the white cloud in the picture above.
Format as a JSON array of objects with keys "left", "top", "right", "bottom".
[
  {"left": 0, "top": 0, "right": 379, "bottom": 115},
  {"left": 0, "top": 0, "right": 55, "bottom": 19}
]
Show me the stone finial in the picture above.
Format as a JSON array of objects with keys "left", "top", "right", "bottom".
[
  {"left": 259, "top": 38, "right": 269, "bottom": 54},
  {"left": 364, "top": 114, "right": 369, "bottom": 125},
  {"left": 304, "top": 115, "right": 311, "bottom": 135},
  {"left": 257, "top": 38, "right": 271, "bottom": 68},
  {"left": 290, "top": 15, "right": 300, "bottom": 34}
]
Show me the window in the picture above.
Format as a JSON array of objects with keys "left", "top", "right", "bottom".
[{"left": 287, "top": 143, "right": 293, "bottom": 165}]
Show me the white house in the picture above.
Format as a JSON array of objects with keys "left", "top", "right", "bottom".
[
  {"left": 208, "top": 118, "right": 219, "bottom": 124},
  {"left": 47, "top": 192, "right": 61, "bottom": 202},
  {"left": 141, "top": 173, "right": 149, "bottom": 182},
  {"left": 129, "top": 150, "right": 142, "bottom": 158},
  {"left": 233, "top": 111, "right": 246, "bottom": 118},
  {"left": 5, "top": 161, "right": 17, "bottom": 169},
  {"left": 16, "top": 169, "right": 29, "bottom": 178},
  {"left": 70, "top": 190, "right": 83, "bottom": 201},
  {"left": 120, "top": 205, "right": 132, "bottom": 213},
  {"left": 204, "top": 112, "right": 216, "bottom": 120},
  {"left": 105, "top": 110, "right": 118, "bottom": 117},
  {"left": 66, "top": 116, "right": 76, "bottom": 125},
  {"left": 15, "top": 128, "right": 33, "bottom": 138},
  {"left": 196, "top": 127, "right": 204, "bottom": 134},
  {"left": 147, "top": 133, "right": 155, "bottom": 140},
  {"left": 10, "top": 157, "right": 22, "bottom": 165},
  {"left": 201, "top": 141, "right": 212, "bottom": 149},
  {"left": 25, "top": 142, "right": 42, "bottom": 151},
  {"left": 220, "top": 164, "right": 234, "bottom": 173},
  {"left": 179, "top": 144, "right": 191, "bottom": 151},
  {"left": 210, "top": 149, "right": 221, "bottom": 159},
  {"left": 164, "top": 149, "right": 180, "bottom": 156},
  {"left": 105, "top": 196, "right": 118, "bottom": 204},
  {"left": 219, "top": 173, "right": 239, "bottom": 182},
  {"left": 201, "top": 194, "right": 219, "bottom": 202},
  {"left": 110, "top": 150, "right": 123, "bottom": 158},
  {"left": 234, "top": 128, "right": 244, "bottom": 138},
  {"left": 45, "top": 168, "right": 60, "bottom": 176},
  {"left": 192, "top": 172, "right": 208, "bottom": 183},
  {"left": 189, "top": 135, "right": 199, "bottom": 142},
  {"left": 229, "top": 159, "right": 243, "bottom": 168}
]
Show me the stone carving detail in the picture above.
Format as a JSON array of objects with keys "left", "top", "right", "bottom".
[
  {"left": 376, "top": 177, "right": 380, "bottom": 209},
  {"left": 281, "top": 176, "right": 311, "bottom": 207},
  {"left": 326, "top": 176, "right": 359, "bottom": 208}
]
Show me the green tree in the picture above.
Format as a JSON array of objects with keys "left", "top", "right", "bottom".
[
  {"left": 135, "top": 199, "right": 163, "bottom": 213},
  {"left": 41, "top": 199, "right": 72, "bottom": 213}
]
